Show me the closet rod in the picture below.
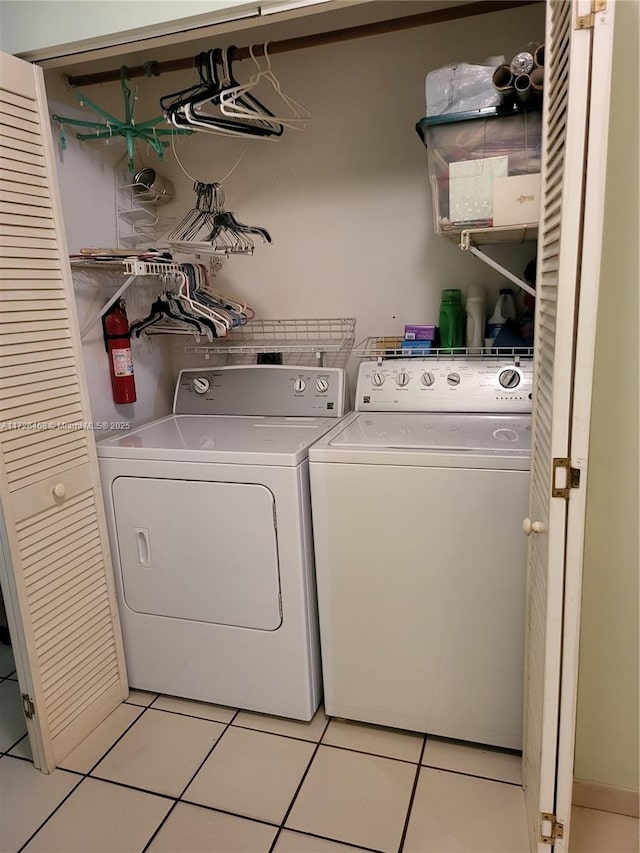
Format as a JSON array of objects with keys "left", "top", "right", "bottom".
[{"left": 67, "top": 0, "right": 541, "bottom": 88}]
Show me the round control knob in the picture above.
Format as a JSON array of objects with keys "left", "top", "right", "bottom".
[
  {"left": 193, "top": 377, "right": 210, "bottom": 395},
  {"left": 420, "top": 371, "right": 435, "bottom": 387},
  {"left": 316, "top": 378, "right": 329, "bottom": 393},
  {"left": 493, "top": 428, "right": 519, "bottom": 443},
  {"left": 396, "top": 372, "right": 410, "bottom": 387},
  {"left": 294, "top": 379, "right": 306, "bottom": 393},
  {"left": 447, "top": 372, "right": 461, "bottom": 387},
  {"left": 52, "top": 483, "right": 67, "bottom": 499},
  {"left": 499, "top": 369, "right": 521, "bottom": 389},
  {"left": 371, "top": 373, "right": 385, "bottom": 387},
  {"left": 523, "top": 517, "right": 547, "bottom": 536}
]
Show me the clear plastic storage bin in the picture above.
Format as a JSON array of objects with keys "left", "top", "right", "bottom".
[{"left": 416, "top": 105, "right": 542, "bottom": 234}]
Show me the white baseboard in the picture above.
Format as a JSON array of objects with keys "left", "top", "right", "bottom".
[{"left": 573, "top": 778, "right": 639, "bottom": 818}]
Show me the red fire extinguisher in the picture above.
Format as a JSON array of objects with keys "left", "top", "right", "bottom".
[{"left": 103, "top": 301, "right": 136, "bottom": 404}]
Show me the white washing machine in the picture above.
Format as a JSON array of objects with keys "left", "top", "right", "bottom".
[
  {"left": 97, "top": 365, "right": 347, "bottom": 720},
  {"left": 309, "top": 357, "right": 532, "bottom": 748}
]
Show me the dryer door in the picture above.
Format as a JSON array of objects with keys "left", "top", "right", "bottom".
[{"left": 112, "top": 478, "right": 282, "bottom": 630}]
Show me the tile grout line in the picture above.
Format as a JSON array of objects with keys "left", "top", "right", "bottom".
[
  {"left": 316, "top": 739, "right": 425, "bottom": 767},
  {"left": 0, "top": 677, "right": 27, "bottom": 757},
  {"left": 397, "top": 733, "right": 429, "bottom": 853},
  {"left": 6, "top": 690, "right": 525, "bottom": 853},
  {"left": 14, "top": 700, "right": 163, "bottom": 852},
  {"left": 3, "top": 732, "right": 32, "bottom": 758},
  {"left": 140, "top": 706, "right": 242, "bottom": 852},
  {"left": 144, "top": 704, "right": 237, "bottom": 726},
  {"left": 82, "top": 700, "right": 154, "bottom": 777},
  {"left": 83, "top": 773, "right": 180, "bottom": 802},
  {"left": 419, "top": 761, "right": 523, "bottom": 788},
  {"left": 179, "top": 798, "right": 281, "bottom": 829},
  {"left": 16, "top": 771, "right": 86, "bottom": 852},
  {"left": 267, "top": 713, "right": 333, "bottom": 853},
  {"left": 280, "top": 827, "right": 385, "bottom": 853},
  {"left": 230, "top": 720, "right": 335, "bottom": 745}
]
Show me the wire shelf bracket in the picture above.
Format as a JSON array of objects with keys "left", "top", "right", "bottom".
[
  {"left": 457, "top": 227, "right": 538, "bottom": 297},
  {"left": 72, "top": 259, "right": 182, "bottom": 339}
]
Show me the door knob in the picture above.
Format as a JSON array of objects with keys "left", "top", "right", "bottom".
[
  {"left": 52, "top": 482, "right": 67, "bottom": 499},
  {"left": 523, "top": 517, "right": 546, "bottom": 535}
]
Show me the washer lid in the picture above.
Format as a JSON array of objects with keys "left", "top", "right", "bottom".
[
  {"left": 96, "top": 414, "right": 338, "bottom": 465},
  {"left": 309, "top": 412, "right": 531, "bottom": 469}
]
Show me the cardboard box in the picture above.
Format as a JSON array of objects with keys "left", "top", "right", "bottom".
[
  {"left": 492, "top": 173, "right": 541, "bottom": 226},
  {"left": 404, "top": 325, "right": 437, "bottom": 341},
  {"left": 400, "top": 340, "right": 434, "bottom": 354}
]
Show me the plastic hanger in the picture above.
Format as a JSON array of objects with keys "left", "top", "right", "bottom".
[
  {"left": 130, "top": 295, "right": 215, "bottom": 339},
  {"left": 192, "top": 47, "right": 284, "bottom": 137},
  {"left": 163, "top": 50, "right": 283, "bottom": 139},
  {"left": 178, "top": 286, "right": 231, "bottom": 335}
]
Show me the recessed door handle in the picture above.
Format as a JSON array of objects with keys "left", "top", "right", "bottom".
[{"left": 134, "top": 528, "right": 152, "bottom": 567}]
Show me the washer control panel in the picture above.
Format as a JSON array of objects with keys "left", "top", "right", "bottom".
[
  {"left": 174, "top": 366, "right": 347, "bottom": 417},
  {"left": 356, "top": 359, "right": 533, "bottom": 413}
]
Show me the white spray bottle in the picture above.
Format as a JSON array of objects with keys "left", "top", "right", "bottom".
[{"left": 465, "top": 283, "right": 486, "bottom": 351}]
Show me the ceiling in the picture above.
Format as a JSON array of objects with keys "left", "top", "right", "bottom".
[{"left": 41, "top": 1, "right": 483, "bottom": 80}]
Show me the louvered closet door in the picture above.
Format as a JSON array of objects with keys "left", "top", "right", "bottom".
[
  {"left": 523, "top": 1, "right": 614, "bottom": 850},
  {"left": 0, "top": 50, "right": 127, "bottom": 773}
]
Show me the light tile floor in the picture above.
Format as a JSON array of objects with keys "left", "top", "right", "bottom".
[{"left": 0, "top": 646, "right": 638, "bottom": 853}]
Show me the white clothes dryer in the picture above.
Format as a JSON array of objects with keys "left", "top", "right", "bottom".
[
  {"left": 97, "top": 365, "right": 347, "bottom": 720},
  {"left": 309, "top": 357, "right": 532, "bottom": 748}
]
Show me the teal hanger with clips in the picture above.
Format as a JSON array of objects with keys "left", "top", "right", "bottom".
[{"left": 52, "top": 66, "right": 192, "bottom": 173}]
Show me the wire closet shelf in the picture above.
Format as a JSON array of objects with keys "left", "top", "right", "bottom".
[
  {"left": 354, "top": 337, "right": 533, "bottom": 364},
  {"left": 184, "top": 318, "right": 356, "bottom": 368}
]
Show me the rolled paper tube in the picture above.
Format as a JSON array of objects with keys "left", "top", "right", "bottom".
[
  {"left": 510, "top": 51, "right": 534, "bottom": 76},
  {"left": 530, "top": 67, "right": 544, "bottom": 93},
  {"left": 534, "top": 44, "right": 545, "bottom": 67},
  {"left": 515, "top": 73, "right": 531, "bottom": 103},
  {"left": 492, "top": 64, "right": 515, "bottom": 95}
]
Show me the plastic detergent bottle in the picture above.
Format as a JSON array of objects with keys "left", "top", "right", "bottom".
[
  {"left": 486, "top": 288, "right": 517, "bottom": 343},
  {"left": 465, "top": 283, "right": 486, "bottom": 351},
  {"left": 500, "top": 288, "right": 517, "bottom": 321},
  {"left": 438, "top": 289, "right": 465, "bottom": 350}
]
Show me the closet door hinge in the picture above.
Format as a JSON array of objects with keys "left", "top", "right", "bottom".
[
  {"left": 540, "top": 812, "right": 564, "bottom": 844},
  {"left": 22, "top": 693, "right": 35, "bottom": 719},
  {"left": 552, "top": 457, "right": 581, "bottom": 498},
  {"left": 576, "top": 0, "right": 606, "bottom": 29}
]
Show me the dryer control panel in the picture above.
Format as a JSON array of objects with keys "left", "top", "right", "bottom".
[
  {"left": 356, "top": 359, "right": 533, "bottom": 413},
  {"left": 174, "top": 366, "right": 347, "bottom": 417}
]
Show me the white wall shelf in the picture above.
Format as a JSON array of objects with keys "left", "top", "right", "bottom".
[
  {"left": 354, "top": 336, "right": 533, "bottom": 365},
  {"left": 184, "top": 318, "right": 356, "bottom": 367}
]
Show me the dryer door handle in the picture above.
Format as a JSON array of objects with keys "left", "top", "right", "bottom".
[{"left": 134, "top": 528, "right": 152, "bottom": 568}]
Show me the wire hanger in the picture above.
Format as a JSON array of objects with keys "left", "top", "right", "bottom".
[
  {"left": 51, "top": 67, "right": 192, "bottom": 173},
  {"left": 168, "top": 182, "right": 271, "bottom": 256},
  {"left": 219, "top": 43, "right": 311, "bottom": 130}
]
